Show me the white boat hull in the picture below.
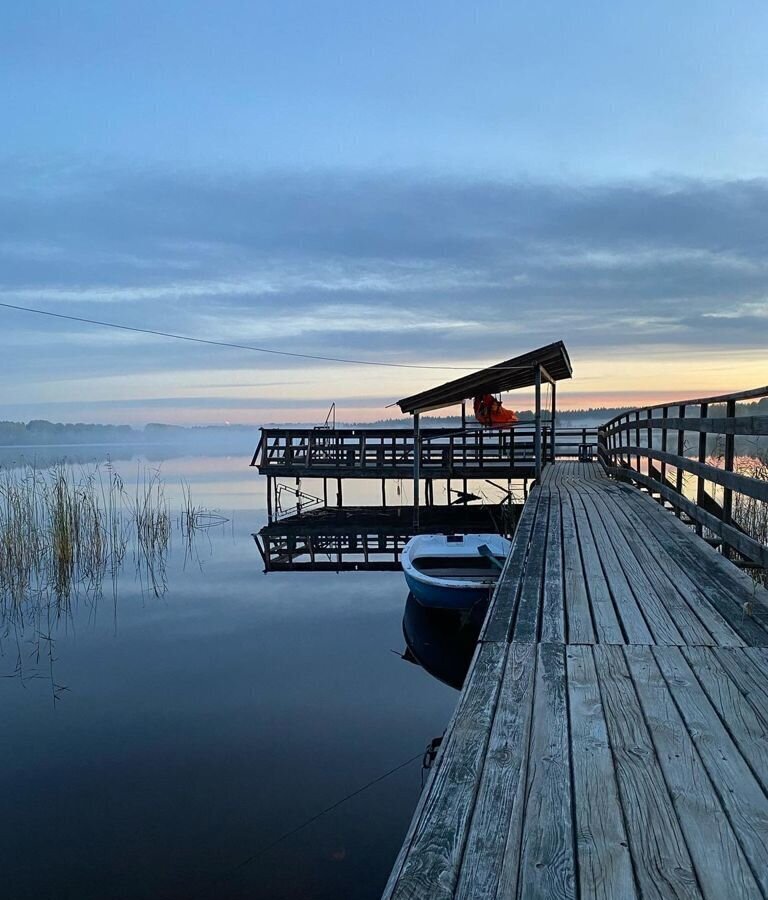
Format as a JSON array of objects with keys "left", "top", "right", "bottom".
[{"left": 401, "top": 533, "right": 511, "bottom": 610}]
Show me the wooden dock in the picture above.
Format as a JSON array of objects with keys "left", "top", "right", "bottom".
[{"left": 384, "top": 461, "right": 768, "bottom": 900}]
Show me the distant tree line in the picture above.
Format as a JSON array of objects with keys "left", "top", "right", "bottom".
[
  {"left": 2, "top": 398, "right": 765, "bottom": 447},
  {"left": 0, "top": 420, "right": 254, "bottom": 446}
]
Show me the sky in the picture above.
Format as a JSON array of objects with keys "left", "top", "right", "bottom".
[{"left": 1, "top": 0, "right": 767, "bottom": 425}]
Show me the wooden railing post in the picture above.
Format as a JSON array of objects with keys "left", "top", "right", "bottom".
[
  {"left": 723, "top": 398, "right": 736, "bottom": 558},
  {"left": 660, "top": 406, "right": 669, "bottom": 490},
  {"left": 534, "top": 365, "right": 542, "bottom": 480},
  {"left": 675, "top": 405, "right": 686, "bottom": 516},
  {"left": 695, "top": 402, "right": 708, "bottom": 536},
  {"left": 646, "top": 407, "right": 653, "bottom": 475},
  {"left": 551, "top": 382, "right": 557, "bottom": 461}
]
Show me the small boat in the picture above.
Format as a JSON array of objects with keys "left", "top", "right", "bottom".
[{"left": 401, "top": 533, "right": 511, "bottom": 610}]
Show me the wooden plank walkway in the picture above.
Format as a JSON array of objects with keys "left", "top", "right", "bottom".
[{"left": 384, "top": 462, "right": 768, "bottom": 900}]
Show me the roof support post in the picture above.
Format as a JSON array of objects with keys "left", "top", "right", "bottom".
[
  {"left": 413, "top": 412, "right": 421, "bottom": 530},
  {"left": 550, "top": 381, "right": 557, "bottom": 462},
  {"left": 534, "top": 365, "right": 542, "bottom": 481}
]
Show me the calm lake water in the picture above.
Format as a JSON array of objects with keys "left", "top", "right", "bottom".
[{"left": 0, "top": 451, "right": 459, "bottom": 900}]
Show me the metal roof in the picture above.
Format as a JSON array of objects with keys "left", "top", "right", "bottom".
[{"left": 396, "top": 340, "right": 572, "bottom": 415}]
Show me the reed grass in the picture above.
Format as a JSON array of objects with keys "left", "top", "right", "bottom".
[
  {"left": 734, "top": 457, "right": 768, "bottom": 544},
  {"left": 733, "top": 457, "right": 768, "bottom": 587},
  {"left": 0, "top": 461, "right": 227, "bottom": 700},
  {"left": 0, "top": 461, "right": 222, "bottom": 610}
]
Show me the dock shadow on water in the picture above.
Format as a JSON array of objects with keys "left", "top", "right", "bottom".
[{"left": 0, "top": 461, "right": 226, "bottom": 700}]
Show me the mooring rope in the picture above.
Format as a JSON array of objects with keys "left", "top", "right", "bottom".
[{"left": 186, "top": 749, "right": 424, "bottom": 897}]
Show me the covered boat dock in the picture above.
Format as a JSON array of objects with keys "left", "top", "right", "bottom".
[
  {"left": 396, "top": 340, "right": 572, "bottom": 525},
  {"left": 252, "top": 341, "right": 579, "bottom": 526}
]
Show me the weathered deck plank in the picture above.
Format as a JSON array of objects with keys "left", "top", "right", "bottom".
[
  {"left": 593, "top": 645, "right": 701, "bottom": 900},
  {"left": 512, "top": 491, "right": 551, "bottom": 643},
  {"left": 563, "top": 486, "right": 624, "bottom": 643},
  {"left": 617, "top": 483, "right": 768, "bottom": 643},
  {"left": 576, "top": 490, "right": 655, "bottom": 644},
  {"left": 580, "top": 485, "right": 686, "bottom": 644},
  {"left": 560, "top": 490, "right": 596, "bottom": 644},
  {"left": 453, "top": 642, "right": 536, "bottom": 900},
  {"left": 382, "top": 642, "right": 507, "bottom": 899},
  {"left": 585, "top": 482, "right": 725, "bottom": 645},
  {"left": 515, "top": 643, "right": 575, "bottom": 900},
  {"left": 541, "top": 495, "right": 565, "bottom": 643},
  {"left": 608, "top": 485, "right": 752, "bottom": 646},
  {"left": 567, "top": 645, "right": 636, "bottom": 900},
  {"left": 626, "top": 646, "right": 762, "bottom": 898},
  {"left": 712, "top": 647, "right": 768, "bottom": 731},
  {"left": 653, "top": 646, "right": 768, "bottom": 896},
  {"left": 683, "top": 646, "right": 768, "bottom": 796},
  {"left": 480, "top": 488, "right": 542, "bottom": 643}
]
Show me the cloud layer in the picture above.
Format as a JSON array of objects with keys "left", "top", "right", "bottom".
[{"left": 1, "top": 162, "right": 766, "bottom": 423}]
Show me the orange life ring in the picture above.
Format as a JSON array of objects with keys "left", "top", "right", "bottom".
[{"left": 473, "top": 394, "right": 519, "bottom": 427}]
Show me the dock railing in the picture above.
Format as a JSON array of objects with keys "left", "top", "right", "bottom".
[
  {"left": 252, "top": 423, "right": 600, "bottom": 476},
  {"left": 254, "top": 425, "right": 538, "bottom": 474},
  {"left": 599, "top": 386, "right": 768, "bottom": 566}
]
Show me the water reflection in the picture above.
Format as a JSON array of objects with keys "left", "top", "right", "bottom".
[
  {"left": 401, "top": 592, "right": 483, "bottom": 690},
  {"left": 0, "top": 462, "right": 227, "bottom": 701},
  {"left": 1, "top": 454, "right": 462, "bottom": 900}
]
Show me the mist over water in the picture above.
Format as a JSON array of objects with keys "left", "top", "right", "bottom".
[{"left": 0, "top": 451, "right": 456, "bottom": 900}]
